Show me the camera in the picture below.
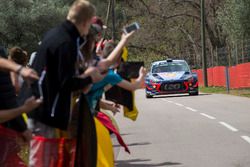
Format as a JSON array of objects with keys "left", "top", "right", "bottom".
[{"left": 123, "top": 22, "right": 140, "bottom": 34}]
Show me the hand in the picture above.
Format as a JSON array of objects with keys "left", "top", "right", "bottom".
[
  {"left": 22, "top": 96, "right": 42, "bottom": 113},
  {"left": 121, "top": 31, "right": 136, "bottom": 41},
  {"left": 109, "top": 103, "right": 121, "bottom": 115},
  {"left": 20, "top": 67, "right": 39, "bottom": 84},
  {"left": 135, "top": 67, "right": 147, "bottom": 89},
  {"left": 139, "top": 66, "right": 147, "bottom": 78},
  {"left": 111, "top": 104, "right": 121, "bottom": 115}
]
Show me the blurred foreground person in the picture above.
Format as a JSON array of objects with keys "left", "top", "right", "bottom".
[
  {"left": 26, "top": 1, "right": 103, "bottom": 167},
  {"left": 0, "top": 46, "right": 41, "bottom": 166},
  {"left": 0, "top": 46, "right": 41, "bottom": 123}
]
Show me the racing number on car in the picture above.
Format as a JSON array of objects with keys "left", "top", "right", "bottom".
[
  {"left": 164, "top": 84, "right": 168, "bottom": 90},
  {"left": 164, "top": 83, "right": 181, "bottom": 90}
]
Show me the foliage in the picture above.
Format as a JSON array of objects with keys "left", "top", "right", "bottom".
[
  {"left": 93, "top": 0, "right": 227, "bottom": 68},
  {"left": 0, "top": 0, "right": 68, "bottom": 54},
  {"left": 0, "top": 0, "right": 249, "bottom": 68},
  {"left": 218, "top": 0, "right": 250, "bottom": 41}
]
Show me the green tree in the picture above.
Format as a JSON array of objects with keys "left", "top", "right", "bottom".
[
  {"left": 0, "top": 0, "right": 68, "bottom": 53},
  {"left": 218, "top": 0, "right": 250, "bottom": 41},
  {"left": 102, "top": 0, "right": 227, "bottom": 68}
]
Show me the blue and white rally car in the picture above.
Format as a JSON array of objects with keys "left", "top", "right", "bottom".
[{"left": 145, "top": 59, "right": 198, "bottom": 98}]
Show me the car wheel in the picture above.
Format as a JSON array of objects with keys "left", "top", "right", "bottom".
[
  {"left": 146, "top": 94, "right": 153, "bottom": 98},
  {"left": 189, "top": 91, "right": 199, "bottom": 96}
]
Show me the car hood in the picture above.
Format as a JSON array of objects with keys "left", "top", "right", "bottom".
[{"left": 149, "top": 71, "right": 188, "bottom": 81}]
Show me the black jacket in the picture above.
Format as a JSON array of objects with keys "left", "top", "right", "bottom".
[{"left": 30, "top": 20, "right": 92, "bottom": 130}]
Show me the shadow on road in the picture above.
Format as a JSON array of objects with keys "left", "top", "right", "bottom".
[
  {"left": 127, "top": 142, "right": 151, "bottom": 147},
  {"left": 113, "top": 142, "right": 151, "bottom": 148},
  {"left": 115, "top": 159, "right": 182, "bottom": 167}
]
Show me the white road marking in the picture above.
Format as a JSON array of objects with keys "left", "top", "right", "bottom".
[
  {"left": 175, "top": 103, "right": 184, "bottom": 107},
  {"left": 219, "top": 122, "right": 238, "bottom": 132},
  {"left": 185, "top": 107, "right": 197, "bottom": 112},
  {"left": 162, "top": 99, "right": 174, "bottom": 103},
  {"left": 162, "top": 99, "right": 185, "bottom": 107},
  {"left": 200, "top": 113, "right": 216, "bottom": 120},
  {"left": 241, "top": 136, "right": 250, "bottom": 144}
]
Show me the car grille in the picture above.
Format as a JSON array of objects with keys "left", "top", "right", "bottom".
[{"left": 160, "top": 82, "right": 185, "bottom": 91}]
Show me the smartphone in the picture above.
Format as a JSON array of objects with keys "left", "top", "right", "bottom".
[{"left": 123, "top": 22, "right": 140, "bottom": 34}]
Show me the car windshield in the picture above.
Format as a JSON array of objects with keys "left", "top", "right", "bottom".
[{"left": 152, "top": 62, "right": 189, "bottom": 73}]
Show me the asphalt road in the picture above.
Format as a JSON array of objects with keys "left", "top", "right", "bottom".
[{"left": 115, "top": 90, "right": 250, "bottom": 167}]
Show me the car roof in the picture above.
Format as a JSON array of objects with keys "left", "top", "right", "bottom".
[{"left": 151, "top": 59, "right": 186, "bottom": 66}]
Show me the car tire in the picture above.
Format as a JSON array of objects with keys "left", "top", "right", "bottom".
[
  {"left": 189, "top": 91, "right": 199, "bottom": 96},
  {"left": 146, "top": 94, "right": 153, "bottom": 98}
]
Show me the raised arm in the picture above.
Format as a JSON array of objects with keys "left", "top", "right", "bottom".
[
  {"left": 0, "top": 57, "right": 39, "bottom": 81},
  {"left": 116, "top": 67, "right": 146, "bottom": 91},
  {"left": 97, "top": 31, "right": 135, "bottom": 71}
]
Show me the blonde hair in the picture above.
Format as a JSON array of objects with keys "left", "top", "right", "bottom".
[{"left": 67, "top": 0, "right": 96, "bottom": 25}]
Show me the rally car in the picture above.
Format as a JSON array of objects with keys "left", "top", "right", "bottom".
[{"left": 145, "top": 59, "right": 198, "bottom": 98}]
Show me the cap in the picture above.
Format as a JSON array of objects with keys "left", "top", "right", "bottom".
[{"left": 91, "top": 16, "right": 107, "bottom": 33}]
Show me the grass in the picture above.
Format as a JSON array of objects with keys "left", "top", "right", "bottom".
[{"left": 199, "top": 86, "right": 250, "bottom": 98}]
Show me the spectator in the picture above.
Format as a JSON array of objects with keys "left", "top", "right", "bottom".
[
  {"left": 0, "top": 46, "right": 41, "bottom": 123},
  {"left": 0, "top": 45, "right": 41, "bottom": 166},
  {"left": 82, "top": 34, "right": 145, "bottom": 155},
  {"left": 81, "top": 29, "right": 145, "bottom": 115},
  {"left": 29, "top": 0, "right": 99, "bottom": 132},
  {"left": 91, "top": 16, "right": 107, "bottom": 42},
  {"left": 26, "top": 1, "right": 102, "bottom": 166}
]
